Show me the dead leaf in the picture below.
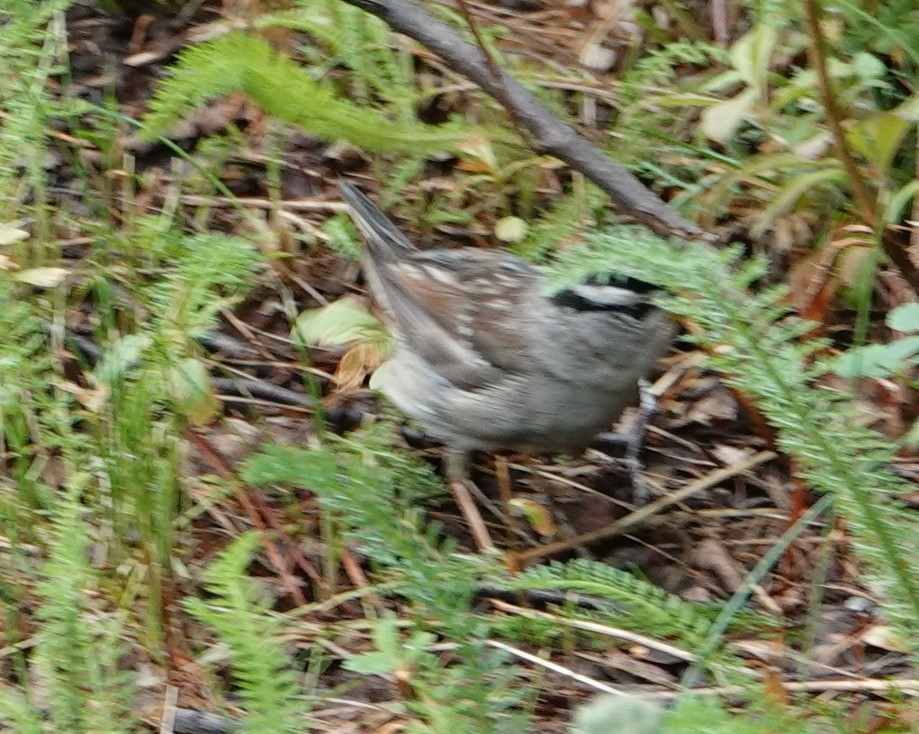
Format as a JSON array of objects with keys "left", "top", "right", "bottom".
[
  {"left": 787, "top": 249, "right": 837, "bottom": 320},
  {"left": 336, "top": 342, "right": 385, "bottom": 391},
  {"left": 14, "top": 267, "right": 68, "bottom": 287},
  {"left": 56, "top": 379, "right": 109, "bottom": 412},
  {"left": 508, "top": 498, "right": 556, "bottom": 537},
  {"left": 762, "top": 669, "right": 790, "bottom": 706},
  {"left": 0, "top": 225, "right": 29, "bottom": 245},
  {"left": 859, "top": 624, "right": 909, "bottom": 653},
  {"left": 701, "top": 88, "right": 757, "bottom": 144},
  {"left": 732, "top": 639, "right": 788, "bottom": 665},
  {"left": 710, "top": 445, "right": 755, "bottom": 466},
  {"left": 683, "top": 387, "right": 739, "bottom": 425}
]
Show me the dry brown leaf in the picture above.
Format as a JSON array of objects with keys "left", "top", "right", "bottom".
[{"left": 508, "top": 498, "right": 557, "bottom": 537}]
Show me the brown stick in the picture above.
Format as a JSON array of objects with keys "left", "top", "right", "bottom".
[
  {"left": 341, "top": 0, "right": 705, "bottom": 240},
  {"left": 185, "top": 429, "right": 324, "bottom": 602},
  {"left": 513, "top": 450, "right": 776, "bottom": 565}
]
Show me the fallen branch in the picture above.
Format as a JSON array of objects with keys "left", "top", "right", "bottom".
[
  {"left": 341, "top": 0, "right": 706, "bottom": 240},
  {"left": 173, "top": 707, "right": 240, "bottom": 734}
]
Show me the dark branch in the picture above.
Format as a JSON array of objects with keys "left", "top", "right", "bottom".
[
  {"left": 342, "top": 0, "right": 707, "bottom": 240},
  {"left": 173, "top": 708, "right": 240, "bottom": 734}
]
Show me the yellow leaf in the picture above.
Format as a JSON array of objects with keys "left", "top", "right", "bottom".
[
  {"left": 847, "top": 112, "right": 911, "bottom": 176},
  {"left": 293, "top": 296, "right": 388, "bottom": 348},
  {"left": 168, "top": 358, "right": 219, "bottom": 426},
  {"left": 701, "top": 88, "right": 757, "bottom": 144},
  {"left": 494, "top": 216, "right": 528, "bottom": 243},
  {"left": 507, "top": 498, "right": 556, "bottom": 537},
  {"left": 729, "top": 25, "right": 777, "bottom": 94},
  {"left": 457, "top": 135, "right": 498, "bottom": 172}
]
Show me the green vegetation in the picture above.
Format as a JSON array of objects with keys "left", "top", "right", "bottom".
[{"left": 1, "top": 0, "right": 916, "bottom": 731}]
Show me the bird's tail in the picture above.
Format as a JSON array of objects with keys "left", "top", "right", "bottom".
[{"left": 338, "top": 180, "right": 418, "bottom": 263}]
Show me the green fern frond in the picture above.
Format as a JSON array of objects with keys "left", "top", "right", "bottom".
[
  {"left": 549, "top": 227, "right": 919, "bottom": 646},
  {"left": 242, "top": 427, "right": 531, "bottom": 731},
  {"left": 0, "top": 687, "right": 45, "bottom": 734},
  {"left": 257, "top": 1, "right": 422, "bottom": 119},
  {"left": 142, "top": 230, "right": 261, "bottom": 338},
  {"left": 32, "top": 491, "right": 136, "bottom": 733},
  {"left": 253, "top": 6, "right": 342, "bottom": 47},
  {"left": 0, "top": 0, "right": 71, "bottom": 224},
  {"left": 185, "top": 532, "right": 309, "bottom": 734},
  {"left": 0, "top": 277, "right": 56, "bottom": 517},
  {"left": 141, "top": 32, "right": 473, "bottom": 154},
  {"left": 242, "top": 423, "right": 461, "bottom": 597},
  {"left": 620, "top": 40, "right": 728, "bottom": 96},
  {"left": 504, "top": 559, "right": 724, "bottom": 643}
]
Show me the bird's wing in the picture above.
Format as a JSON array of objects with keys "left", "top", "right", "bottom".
[
  {"left": 339, "top": 181, "right": 536, "bottom": 388},
  {"left": 387, "top": 249, "right": 539, "bottom": 380}
]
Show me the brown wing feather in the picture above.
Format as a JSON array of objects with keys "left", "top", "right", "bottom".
[
  {"left": 340, "top": 180, "right": 535, "bottom": 389},
  {"left": 389, "top": 251, "right": 539, "bottom": 377}
]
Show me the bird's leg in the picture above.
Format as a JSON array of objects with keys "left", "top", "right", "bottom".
[
  {"left": 444, "top": 449, "right": 495, "bottom": 551},
  {"left": 625, "top": 378, "right": 658, "bottom": 503},
  {"left": 495, "top": 456, "right": 514, "bottom": 511},
  {"left": 591, "top": 378, "right": 658, "bottom": 504}
]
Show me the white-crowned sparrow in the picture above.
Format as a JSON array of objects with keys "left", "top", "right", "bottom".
[{"left": 339, "top": 180, "right": 673, "bottom": 542}]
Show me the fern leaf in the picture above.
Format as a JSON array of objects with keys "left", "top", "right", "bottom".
[
  {"left": 550, "top": 227, "right": 919, "bottom": 645},
  {"left": 141, "top": 33, "right": 475, "bottom": 154}
]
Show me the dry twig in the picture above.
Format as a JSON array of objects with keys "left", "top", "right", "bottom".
[{"left": 340, "top": 0, "right": 705, "bottom": 240}]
